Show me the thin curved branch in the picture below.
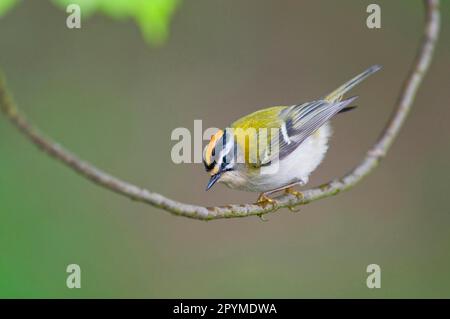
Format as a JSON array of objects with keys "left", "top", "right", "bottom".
[{"left": 0, "top": 0, "right": 440, "bottom": 220}]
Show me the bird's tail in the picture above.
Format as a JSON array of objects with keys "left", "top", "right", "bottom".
[{"left": 324, "top": 65, "right": 381, "bottom": 103}]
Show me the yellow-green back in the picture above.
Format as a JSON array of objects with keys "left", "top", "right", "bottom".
[
  {"left": 230, "top": 105, "right": 286, "bottom": 166},
  {"left": 231, "top": 106, "right": 286, "bottom": 130}
]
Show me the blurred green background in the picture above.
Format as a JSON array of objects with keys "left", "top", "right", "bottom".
[{"left": 0, "top": 0, "right": 449, "bottom": 298}]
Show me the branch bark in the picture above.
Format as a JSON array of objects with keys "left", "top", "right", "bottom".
[{"left": 0, "top": 0, "right": 440, "bottom": 220}]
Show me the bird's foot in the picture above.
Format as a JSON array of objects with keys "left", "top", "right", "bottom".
[
  {"left": 285, "top": 187, "right": 304, "bottom": 199},
  {"left": 256, "top": 193, "right": 276, "bottom": 207},
  {"left": 285, "top": 187, "right": 303, "bottom": 212}
]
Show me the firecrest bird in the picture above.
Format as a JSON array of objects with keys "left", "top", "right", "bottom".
[{"left": 203, "top": 65, "right": 381, "bottom": 204}]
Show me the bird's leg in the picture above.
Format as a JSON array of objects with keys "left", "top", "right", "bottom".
[
  {"left": 256, "top": 181, "right": 305, "bottom": 207},
  {"left": 264, "top": 181, "right": 304, "bottom": 198},
  {"left": 273, "top": 181, "right": 304, "bottom": 212}
]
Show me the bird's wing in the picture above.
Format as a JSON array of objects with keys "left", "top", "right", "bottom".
[
  {"left": 269, "top": 96, "right": 359, "bottom": 162},
  {"left": 230, "top": 97, "right": 357, "bottom": 168}
]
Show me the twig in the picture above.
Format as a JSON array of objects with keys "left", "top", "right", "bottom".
[{"left": 0, "top": 0, "right": 440, "bottom": 220}]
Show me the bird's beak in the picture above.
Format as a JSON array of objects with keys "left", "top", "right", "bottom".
[{"left": 206, "top": 173, "right": 222, "bottom": 191}]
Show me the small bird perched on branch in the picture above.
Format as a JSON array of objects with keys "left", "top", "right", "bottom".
[{"left": 203, "top": 65, "right": 381, "bottom": 205}]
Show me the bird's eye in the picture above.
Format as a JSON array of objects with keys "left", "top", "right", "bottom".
[
  {"left": 203, "top": 159, "right": 216, "bottom": 172},
  {"left": 221, "top": 155, "right": 234, "bottom": 172}
]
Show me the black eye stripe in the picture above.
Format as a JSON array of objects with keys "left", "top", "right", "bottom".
[
  {"left": 203, "top": 159, "right": 216, "bottom": 172},
  {"left": 203, "top": 129, "right": 235, "bottom": 172}
]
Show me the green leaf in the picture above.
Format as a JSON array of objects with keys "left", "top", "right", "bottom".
[
  {"left": 135, "top": 0, "right": 181, "bottom": 45},
  {"left": 51, "top": 0, "right": 181, "bottom": 45},
  {"left": 97, "top": 0, "right": 136, "bottom": 19},
  {"left": 0, "top": 0, "right": 19, "bottom": 16}
]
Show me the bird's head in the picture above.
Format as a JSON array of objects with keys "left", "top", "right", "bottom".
[{"left": 203, "top": 129, "right": 236, "bottom": 190}]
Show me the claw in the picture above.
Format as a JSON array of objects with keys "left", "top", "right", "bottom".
[
  {"left": 284, "top": 187, "right": 304, "bottom": 199},
  {"left": 285, "top": 187, "right": 303, "bottom": 213},
  {"left": 287, "top": 205, "right": 302, "bottom": 213},
  {"left": 256, "top": 193, "right": 276, "bottom": 207},
  {"left": 257, "top": 213, "right": 269, "bottom": 222}
]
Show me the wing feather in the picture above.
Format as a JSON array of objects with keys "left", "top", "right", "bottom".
[
  {"left": 229, "top": 97, "right": 357, "bottom": 168},
  {"left": 273, "top": 96, "right": 358, "bottom": 161}
]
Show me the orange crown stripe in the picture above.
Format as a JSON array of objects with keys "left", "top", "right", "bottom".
[{"left": 205, "top": 129, "right": 224, "bottom": 165}]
